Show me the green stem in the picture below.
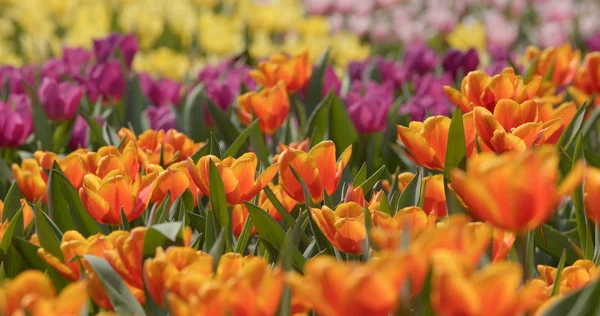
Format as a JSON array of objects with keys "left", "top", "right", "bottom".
[{"left": 516, "top": 230, "right": 535, "bottom": 281}]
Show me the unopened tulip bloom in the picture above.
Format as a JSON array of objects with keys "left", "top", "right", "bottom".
[
  {"left": 473, "top": 99, "right": 562, "bottom": 153},
  {"left": 147, "top": 105, "right": 177, "bottom": 131},
  {"left": 537, "top": 260, "right": 599, "bottom": 295},
  {"left": 444, "top": 68, "right": 541, "bottom": 113},
  {"left": 93, "top": 33, "right": 139, "bottom": 69},
  {"left": 397, "top": 113, "right": 477, "bottom": 171},
  {"left": 276, "top": 141, "right": 352, "bottom": 203},
  {"left": 443, "top": 48, "right": 479, "bottom": 80},
  {"left": 139, "top": 73, "right": 182, "bottom": 106},
  {"left": 567, "top": 53, "right": 600, "bottom": 107},
  {"left": 250, "top": 51, "right": 312, "bottom": 93},
  {"left": 398, "top": 172, "right": 446, "bottom": 218},
  {"left": 525, "top": 44, "right": 581, "bottom": 86},
  {"left": 237, "top": 81, "right": 290, "bottom": 134},
  {"left": 584, "top": 167, "right": 600, "bottom": 223},
  {"left": 451, "top": 146, "right": 583, "bottom": 231},
  {"left": 0, "top": 94, "right": 32, "bottom": 148},
  {"left": 147, "top": 161, "right": 201, "bottom": 206},
  {"left": 38, "top": 77, "right": 84, "bottom": 121},
  {"left": 401, "top": 73, "right": 454, "bottom": 121},
  {"left": 345, "top": 81, "right": 394, "bottom": 133},
  {"left": 12, "top": 159, "right": 47, "bottom": 202},
  {"left": 119, "top": 128, "right": 203, "bottom": 167},
  {"left": 86, "top": 143, "right": 140, "bottom": 178},
  {"left": 85, "top": 61, "right": 126, "bottom": 102},
  {"left": 402, "top": 44, "right": 439, "bottom": 76},
  {"left": 310, "top": 202, "right": 367, "bottom": 254},
  {"left": 369, "top": 206, "right": 434, "bottom": 250},
  {"left": 203, "top": 80, "right": 236, "bottom": 125},
  {"left": 79, "top": 169, "right": 156, "bottom": 224},
  {"left": 187, "top": 153, "right": 278, "bottom": 205}
]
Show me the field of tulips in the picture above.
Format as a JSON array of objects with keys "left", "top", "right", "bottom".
[{"left": 2, "top": 0, "right": 600, "bottom": 315}]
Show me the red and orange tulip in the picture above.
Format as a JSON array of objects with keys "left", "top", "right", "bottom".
[
  {"left": 397, "top": 113, "right": 477, "bottom": 171},
  {"left": 86, "top": 143, "right": 140, "bottom": 178},
  {"left": 473, "top": 99, "right": 563, "bottom": 153},
  {"left": 147, "top": 161, "right": 201, "bottom": 206},
  {"left": 187, "top": 152, "right": 278, "bottom": 205},
  {"left": 537, "top": 260, "right": 599, "bottom": 295},
  {"left": 250, "top": 51, "right": 312, "bottom": 93},
  {"left": 34, "top": 149, "right": 89, "bottom": 189},
  {"left": 584, "top": 166, "right": 600, "bottom": 223},
  {"left": 398, "top": 172, "right": 446, "bottom": 218},
  {"left": 567, "top": 52, "right": 600, "bottom": 107},
  {"left": 525, "top": 44, "right": 581, "bottom": 86},
  {"left": 119, "top": 128, "right": 204, "bottom": 167},
  {"left": 237, "top": 81, "right": 290, "bottom": 134},
  {"left": 538, "top": 101, "right": 577, "bottom": 144},
  {"left": 451, "top": 146, "right": 583, "bottom": 231},
  {"left": 79, "top": 169, "right": 156, "bottom": 225},
  {"left": 310, "top": 202, "right": 367, "bottom": 254},
  {"left": 276, "top": 140, "right": 351, "bottom": 203},
  {"left": 11, "top": 159, "right": 48, "bottom": 202},
  {"left": 444, "top": 67, "right": 541, "bottom": 113},
  {"left": 104, "top": 227, "right": 147, "bottom": 289}
]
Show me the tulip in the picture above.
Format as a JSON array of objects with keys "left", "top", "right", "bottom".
[
  {"left": 119, "top": 128, "right": 204, "bottom": 167},
  {"left": 473, "top": 99, "right": 562, "bottom": 153},
  {"left": 69, "top": 115, "right": 104, "bottom": 150},
  {"left": 443, "top": 48, "right": 479, "bottom": 80},
  {"left": 250, "top": 51, "right": 312, "bottom": 93},
  {"left": 93, "top": 33, "right": 139, "bottom": 69},
  {"left": 451, "top": 146, "right": 583, "bottom": 231},
  {"left": 197, "top": 59, "right": 256, "bottom": 92},
  {"left": 85, "top": 61, "right": 126, "bottom": 102},
  {"left": 104, "top": 227, "right": 147, "bottom": 289},
  {"left": 237, "top": 81, "right": 290, "bottom": 134},
  {"left": 139, "top": 73, "right": 182, "bottom": 106},
  {"left": 12, "top": 159, "right": 47, "bottom": 202},
  {"left": 585, "top": 31, "right": 600, "bottom": 52},
  {"left": 147, "top": 106, "right": 177, "bottom": 131},
  {"left": 584, "top": 166, "right": 600, "bottom": 223},
  {"left": 401, "top": 73, "right": 454, "bottom": 121},
  {"left": 443, "top": 67, "right": 541, "bottom": 113},
  {"left": 466, "top": 222, "right": 516, "bottom": 262},
  {"left": 398, "top": 172, "right": 446, "bottom": 218},
  {"left": 402, "top": 44, "right": 439, "bottom": 76},
  {"left": 345, "top": 81, "right": 394, "bottom": 133},
  {"left": 147, "top": 161, "right": 201, "bottom": 206},
  {"left": 538, "top": 101, "right": 577, "bottom": 144},
  {"left": 33, "top": 149, "right": 89, "bottom": 190},
  {"left": 278, "top": 138, "right": 310, "bottom": 153},
  {"left": 38, "top": 77, "right": 84, "bottom": 121},
  {"left": 204, "top": 80, "right": 237, "bottom": 125},
  {"left": 525, "top": 44, "right": 581, "bottom": 86},
  {"left": 86, "top": 143, "right": 140, "bottom": 178},
  {"left": 537, "top": 260, "right": 599, "bottom": 295},
  {"left": 187, "top": 153, "right": 278, "bottom": 205},
  {"left": 276, "top": 141, "right": 352, "bottom": 203},
  {"left": 396, "top": 113, "right": 477, "bottom": 171},
  {"left": 567, "top": 52, "right": 600, "bottom": 107},
  {"left": 79, "top": 169, "right": 156, "bottom": 224},
  {"left": 0, "top": 94, "right": 32, "bottom": 148},
  {"left": 62, "top": 47, "right": 93, "bottom": 77},
  {"left": 310, "top": 202, "right": 367, "bottom": 254},
  {"left": 0, "top": 270, "right": 88, "bottom": 316}
]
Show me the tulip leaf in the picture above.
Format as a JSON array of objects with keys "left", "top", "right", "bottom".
[
  {"left": 23, "top": 82, "right": 53, "bottom": 151},
  {"left": 551, "top": 249, "right": 568, "bottom": 296},
  {"left": 209, "top": 132, "right": 222, "bottom": 158},
  {"left": 357, "top": 165, "right": 386, "bottom": 194},
  {"left": 0, "top": 208, "right": 22, "bottom": 254},
  {"left": 12, "top": 237, "right": 47, "bottom": 272},
  {"left": 183, "top": 85, "right": 207, "bottom": 142},
  {"left": 149, "top": 192, "right": 171, "bottom": 225},
  {"left": 205, "top": 94, "right": 240, "bottom": 147},
  {"left": 305, "top": 48, "right": 330, "bottom": 115},
  {"left": 379, "top": 192, "right": 392, "bottom": 215},
  {"left": 47, "top": 165, "right": 103, "bottom": 236},
  {"left": 245, "top": 202, "right": 306, "bottom": 271},
  {"left": 539, "top": 279, "right": 600, "bottom": 316},
  {"left": 80, "top": 109, "right": 108, "bottom": 148},
  {"left": 396, "top": 170, "right": 422, "bottom": 210},
  {"left": 249, "top": 118, "right": 270, "bottom": 166},
  {"left": 123, "top": 74, "right": 146, "bottom": 134},
  {"left": 543, "top": 58, "right": 557, "bottom": 82},
  {"left": 263, "top": 185, "right": 295, "bottom": 228},
  {"left": 234, "top": 216, "right": 253, "bottom": 255},
  {"left": 523, "top": 56, "right": 539, "bottom": 83},
  {"left": 535, "top": 224, "right": 579, "bottom": 265},
  {"left": 1, "top": 182, "right": 23, "bottom": 222},
  {"left": 223, "top": 119, "right": 259, "bottom": 158},
  {"left": 306, "top": 92, "right": 333, "bottom": 147},
  {"left": 204, "top": 208, "right": 218, "bottom": 252},
  {"left": 35, "top": 204, "right": 64, "bottom": 261},
  {"left": 187, "top": 211, "right": 205, "bottom": 234},
  {"left": 142, "top": 222, "right": 184, "bottom": 258},
  {"left": 582, "top": 106, "right": 600, "bottom": 139},
  {"left": 556, "top": 102, "right": 586, "bottom": 153},
  {"left": 328, "top": 94, "right": 358, "bottom": 154},
  {"left": 362, "top": 204, "right": 372, "bottom": 259},
  {"left": 444, "top": 108, "right": 466, "bottom": 181},
  {"left": 208, "top": 160, "right": 231, "bottom": 244},
  {"left": 190, "top": 143, "right": 209, "bottom": 162},
  {"left": 52, "top": 119, "right": 76, "bottom": 153},
  {"left": 352, "top": 162, "right": 367, "bottom": 186},
  {"left": 209, "top": 230, "right": 226, "bottom": 265},
  {"left": 119, "top": 208, "right": 131, "bottom": 231},
  {"left": 584, "top": 148, "right": 600, "bottom": 169},
  {"left": 102, "top": 122, "right": 120, "bottom": 147},
  {"left": 169, "top": 189, "right": 194, "bottom": 223},
  {"left": 83, "top": 255, "right": 146, "bottom": 316}
]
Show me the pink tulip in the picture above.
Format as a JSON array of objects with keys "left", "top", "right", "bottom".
[
  {"left": 485, "top": 11, "right": 519, "bottom": 50},
  {"left": 0, "top": 94, "right": 32, "bottom": 148},
  {"left": 304, "top": 0, "right": 332, "bottom": 14}
]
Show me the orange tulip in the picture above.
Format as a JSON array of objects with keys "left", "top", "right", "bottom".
[
  {"left": 104, "top": 227, "right": 147, "bottom": 289},
  {"left": 444, "top": 67, "right": 541, "bottom": 113},
  {"left": 451, "top": 146, "right": 583, "bottom": 231},
  {"left": 567, "top": 52, "right": 600, "bottom": 107},
  {"left": 431, "top": 251, "right": 525, "bottom": 316},
  {"left": 11, "top": 159, "right": 48, "bottom": 202},
  {"left": 538, "top": 101, "right": 577, "bottom": 144},
  {"left": 79, "top": 169, "right": 156, "bottom": 225},
  {"left": 250, "top": 51, "right": 312, "bottom": 93},
  {"left": 466, "top": 222, "right": 515, "bottom": 262},
  {"left": 143, "top": 246, "right": 214, "bottom": 306},
  {"left": 0, "top": 270, "right": 88, "bottom": 316},
  {"left": 585, "top": 166, "right": 600, "bottom": 222},
  {"left": 237, "top": 81, "right": 290, "bottom": 134},
  {"left": 278, "top": 138, "right": 310, "bottom": 153},
  {"left": 473, "top": 99, "right": 562, "bottom": 153},
  {"left": 398, "top": 172, "right": 446, "bottom": 218},
  {"left": 525, "top": 44, "right": 581, "bottom": 86},
  {"left": 34, "top": 149, "right": 89, "bottom": 189},
  {"left": 370, "top": 206, "right": 435, "bottom": 250},
  {"left": 87, "top": 143, "right": 140, "bottom": 178},
  {"left": 86, "top": 261, "right": 146, "bottom": 310},
  {"left": 276, "top": 141, "right": 352, "bottom": 203},
  {"left": 187, "top": 152, "right": 278, "bottom": 205},
  {"left": 397, "top": 113, "right": 477, "bottom": 171},
  {"left": 537, "top": 260, "right": 599, "bottom": 295},
  {"left": 310, "top": 202, "right": 367, "bottom": 254},
  {"left": 147, "top": 161, "right": 202, "bottom": 206}
]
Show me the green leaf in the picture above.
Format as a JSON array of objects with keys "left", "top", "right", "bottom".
[
  {"left": 80, "top": 109, "right": 108, "bottom": 148},
  {"left": 209, "top": 230, "right": 226, "bottom": 263},
  {"left": 263, "top": 185, "right": 295, "bottom": 228},
  {"left": 12, "top": 238, "right": 47, "bottom": 272},
  {"left": 183, "top": 85, "right": 207, "bottom": 142},
  {"left": 571, "top": 135, "right": 589, "bottom": 258},
  {"left": 304, "top": 48, "right": 330, "bottom": 115},
  {"left": 0, "top": 208, "right": 22, "bottom": 254},
  {"left": 305, "top": 92, "right": 333, "bottom": 147},
  {"left": 208, "top": 132, "right": 222, "bottom": 158},
  {"left": 23, "top": 82, "right": 53, "bottom": 150},
  {"left": 148, "top": 192, "right": 171, "bottom": 225},
  {"left": 444, "top": 109, "right": 467, "bottom": 181},
  {"left": 123, "top": 74, "right": 146, "bottom": 134},
  {"left": 187, "top": 211, "right": 205, "bottom": 234},
  {"left": 208, "top": 160, "right": 230, "bottom": 240},
  {"left": 168, "top": 190, "right": 194, "bottom": 222},
  {"left": 362, "top": 204, "right": 372, "bottom": 259},
  {"left": 234, "top": 216, "right": 252, "bottom": 255},
  {"left": 83, "top": 255, "right": 146, "bottom": 316},
  {"left": 223, "top": 119, "right": 259, "bottom": 158},
  {"left": 328, "top": 94, "right": 358, "bottom": 154},
  {"left": 204, "top": 208, "right": 218, "bottom": 252},
  {"left": 543, "top": 58, "right": 556, "bottom": 82},
  {"left": 357, "top": 165, "right": 386, "bottom": 194},
  {"left": 556, "top": 103, "right": 586, "bottom": 152},
  {"left": 523, "top": 56, "right": 539, "bottom": 83},
  {"left": 244, "top": 202, "right": 305, "bottom": 271},
  {"left": 205, "top": 94, "right": 240, "bottom": 146},
  {"left": 551, "top": 249, "right": 568, "bottom": 296},
  {"left": 352, "top": 162, "right": 367, "bottom": 187},
  {"left": 142, "top": 222, "right": 184, "bottom": 258},
  {"left": 396, "top": 170, "right": 421, "bottom": 210},
  {"left": 102, "top": 122, "right": 120, "bottom": 147},
  {"left": 119, "top": 208, "right": 131, "bottom": 231},
  {"left": 249, "top": 121, "right": 270, "bottom": 166},
  {"left": 582, "top": 106, "right": 600, "bottom": 139},
  {"left": 1, "top": 182, "right": 23, "bottom": 222},
  {"left": 379, "top": 192, "right": 392, "bottom": 215},
  {"left": 35, "top": 204, "right": 64, "bottom": 261},
  {"left": 539, "top": 279, "right": 600, "bottom": 316},
  {"left": 535, "top": 224, "right": 580, "bottom": 265},
  {"left": 52, "top": 119, "right": 76, "bottom": 153}
]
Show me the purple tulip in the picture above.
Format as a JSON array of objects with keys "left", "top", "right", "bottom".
[
  {"left": 139, "top": 73, "right": 182, "bottom": 107},
  {"left": 345, "top": 81, "right": 395, "bottom": 133},
  {"left": 585, "top": 31, "right": 600, "bottom": 52},
  {"left": 323, "top": 66, "right": 342, "bottom": 97},
  {"left": 69, "top": 115, "right": 104, "bottom": 150},
  {"left": 93, "top": 33, "right": 138, "bottom": 69},
  {"left": 347, "top": 60, "right": 368, "bottom": 82},
  {"left": 41, "top": 58, "right": 64, "bottom": 81},
  {"left": 85, "top": 61, "right": 126, "bottom": 102},
  {"left": 147, "top": 106, "right": 177, "bottom": 131},
  {"left": 38, "top": 77, "right": 84, "bottom": 121},
  {"left": 402, "top": 44, "right": 439, "bottom": 75},
  {"left": 203, "top": 80, "right": 236, "bottom": 125},
  {"left": 198, "top": 59, "right": 255, "bottom": 92},
  {"left": 0, "top": 94, "right": 33, "bottom": 148},
  {"left": 63, "top": 47, "right": 93, "bottom": 77},
  {"left": 443, "top": 48, "right": 479, "bottom": 79},
  {"left": 0, "top": 66, "right": 35, "bottom": 95},
  {"left": 373, "top": 56, "right": 406, "bottom": 89},
  {"left": 401, "top": 73, "right": 453, "bottom": 121}
]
